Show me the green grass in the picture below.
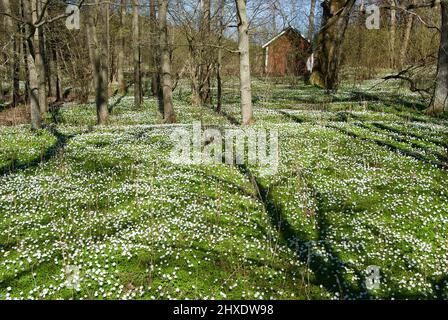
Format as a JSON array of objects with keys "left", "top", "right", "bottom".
[{"left": 0, "top": 79, "right": 447, "bottom": 300}]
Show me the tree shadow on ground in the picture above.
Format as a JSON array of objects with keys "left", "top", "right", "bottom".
[
  {"left": 372, "top": 122, "right": 448, "bottom": 149},
  {"left": 354, "top": 123, "right": 448, "bottom": 164},
  {"left": 349, "top": 90, "right": 427, "bottom": 112},
  {"left": 0, "top": 126, "right": 75, "bottom": 177},
  {"left": 328, "top": 124, "right": 448, "bottom": 169},
  {"left": 277, "top": 111, "right": 304, "bottom": 123},
  {"left": 236, "top": 164, "right": 371, "bottom": 299},
  {"left": 109, "top": 82, "right": 132, "bottom": 114}
]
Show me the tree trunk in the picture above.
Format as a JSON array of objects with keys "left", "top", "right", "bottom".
[
  {"left": 308, "top": 0, "right": 317, "bottom": 41},
  {"left": 22, "top": 0, "right": 41, "bottom": 129},
  {"left": 200, "top": 0, "right": 212, "bottom": 106},
  {"left": 20, "top": 1, "right": 30, "bottom": 106},
  {"left": 150, "top": 0, "right": 160, "bottom": 97},
  {"left": 389, "top": 0, "right": 397, "bottom": 69},
  {"left": 272, "top": 1, "right": 277, "bottom": 36},
  {"left": 399, "top": 0, "right": 415, "bottom": 69},
  {"left": 34, "top": 0, "right": 47, "bottom": 113},
  {"left": 86, "top": 0, "right": 109, "bottom": 125},
  {"left": 132, "top": 0, "right": 142, "bottom": 107},
  {"left": 310, "top": 0, "right": 356, "bottom": 90},
  {"left": 216, "top": 0, "right": 225, "bottom": 113},
  {"left": 1, "top": 0, "right": 20, "bottom": 107},
  {"left": 117, "top": 0, "right": 126, "bottom": 94},
  {"left": 52, "top": 47, "right": 62, "bottom": 101},
  {"left": 99, "top": 0, "right": 110, "bottom": 123},
  {"left": 159, "top": 0, "right": 176, "bottom": 123},
  {"left": 355, "top": 0, "right": 365, "bottom": 72},
  {"left": 235, "top": 0, "right": 253, "bottom": 125},
  {"left": 428, "top": 1, "right": 448, "bottom": 115},
  {"left": 12, "top": 24, "right": 20, "bottom": 107}
]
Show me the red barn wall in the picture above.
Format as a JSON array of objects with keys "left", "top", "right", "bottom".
[{"left": 265, "top": 30, "right": 309, "bottom": 77}]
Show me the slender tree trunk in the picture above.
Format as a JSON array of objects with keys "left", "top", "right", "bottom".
[
  {"left": 235, "top": 0, "right": 253, "bottom": 125},
  {"left": 272, "top": 1, "right": 277, "bottom": 36},
  {"left": 355, "top": 0, "right": 365, "bottom": 70},
  {"left": 216, "top": 0, "right": 225, "bottom": 113},
  {"left": 428, "top": 0, "right": 448, "bottom": 115},
  {"left": 117, "top": 0, "right": 126, "bottom": 94},
  {"left": 52, "top": 47, "right": 62, "bottom": 101},
  {"left": 150, "top": 0, "right": 160, "bottom": 97},
  {"left": 389, "top": 0, "right": 397, "bottom": 69},
  {"left": 34, "top": 0, "right": 47, "bottom": 113},
  {"left": 12, "top": 25, "right": 20, "bottom": 107},
  {"left": 132, "top": 0, "right": 142, "bottom": 107},
  {"left": 21, "top": 1, "right": 30, "bottom": 106},
  {"left": 99, "top": 0, "right": 110, "bottom": 123},
  {"left": 18, "top": 0, "right": 31, "bottom": 105},
  {"left": 308, "top": 0, "right": 317, "bottom": 41},
  {"left": 200, "top": 0, "right": 212, "bottom": 105},
  {"left": 41, "top": 26, "right": 52, "bottom": 101},
  {"left": 159, "top": 0, "right": 176, "bottom": 123},
  {"left": 23, "top": 0, "right": 41, "bottom": 129},
  {"left": 310, "top": 0, "right": 356, "bottom": 90},
  {"left": 48, "top": 44, "right": 56, "bottom": 99},
  {"left": 399, "top": 0, "right": 415, "bottom": 69},
  {"left": 1, "top": 0, "right": 20, "bottom": 107}
]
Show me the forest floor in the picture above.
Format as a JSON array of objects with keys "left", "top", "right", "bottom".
[{"left": 0, "top": 79, "right": 447, "bottom": 300}]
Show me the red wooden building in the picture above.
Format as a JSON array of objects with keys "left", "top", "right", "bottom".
[{"left": 262, "top": 27, "right": 311, "bottom": 77}]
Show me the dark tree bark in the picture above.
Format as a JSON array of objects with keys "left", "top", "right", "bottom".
[
  {"left": 99, "top": 0, "right": 110, "bottom": 123},
  {"left": 52, "top": 47, "right": 62, "bottom": 101},
  {"left": 150, "top": 0, "right": 160, "bottom": 97},
  {"left": 1, "top": 0, "right": 20, "bottom": 107},
  {"left": 428, "top": 0, "right": 448, "bottom": 115},
  {"left": 86, "top": 0, "right": 109, "bottom": 125},
  {"left": 132, "top": 0, "right": 142, "bottom": 107},
  {"left": 310, "top": 0, "right": 356, "bottom": 90}
]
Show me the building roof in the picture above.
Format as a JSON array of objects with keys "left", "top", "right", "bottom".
[{"left": 262, "top": 27, "right": 309, "bottom": 49}]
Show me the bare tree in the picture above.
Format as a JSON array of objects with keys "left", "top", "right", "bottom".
[
  {"left": 117, "top": 0, "right": 127, "bottom": 94},
  {"left": 0, "top": 0, "right": 20, "bottom": 107},
  {"left": 159, "top": 0, "right": 176, "bottom": 123},
  {"left": 308, "top": 0, "right": 317, "bottom": 41},
  {"left": 22, "top": 0, "right": 42, "bottom": 129},
  {"left": 132, "top": 0, "right": 142, "bottom": 107},
  {"left": 216, "top": 0, "right": 225, "bottom": 113},
  {"left": 235, "top": 0, "right": 253, "bottom": 124},
  {"left": 149, "top": 0, "right": 159, "bottom": 97},
  {"left": 200, "top": 0, "right": 212, "bottom": 105},
  {"left": 399, "top": 0, "right": 416, "bottom": 68},
  {"left": 389, "top": 0, "right": 397, "bottom": 69}
]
